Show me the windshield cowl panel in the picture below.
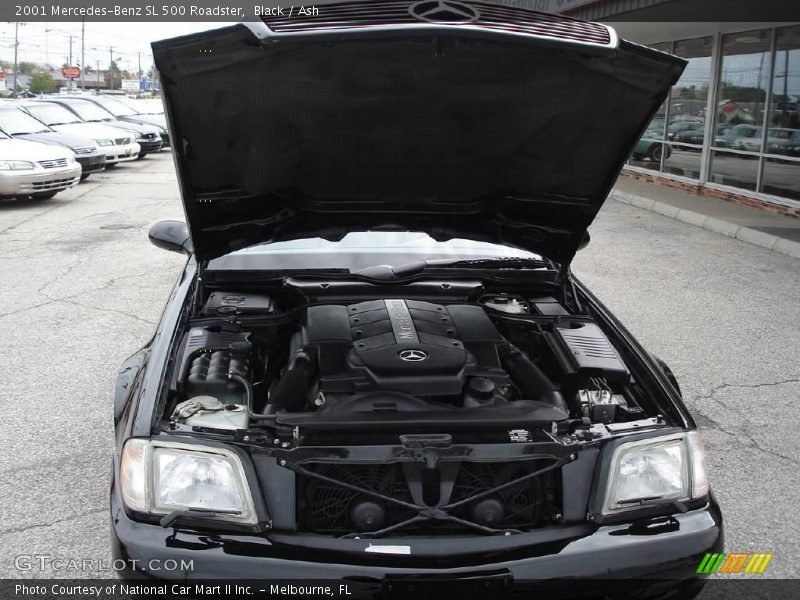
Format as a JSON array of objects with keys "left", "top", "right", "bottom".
[{"left": 208, "top": 232, "right": 545, "bottom": 273}]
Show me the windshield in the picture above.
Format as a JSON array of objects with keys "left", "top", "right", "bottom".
[
  {"left": 0, "top": 108, "right": 51, "bottom": 135},
  {"left": 130, "top": 100, "right": 163, "bottom": 115},
  {"left": 24, "top": 103, "right": 82, "bottom": 125},
  {"left": 57, "top": 100, "right": 114, "bottom": 122},
  {"left": 93, "top": 97, "right": 138, "bottom": 117},
  {"left": 769, "top": 129, "right": 799, "bottom": 140},
  {"left": 209, "top": 232, "right": 539, "bottom": 271}
]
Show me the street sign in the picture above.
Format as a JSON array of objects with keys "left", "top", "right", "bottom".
[
  {"left": 62, "top": 66, "right": 80, "bottom": 79},
  {"left": 121, "top": 79, "right": 139, "bottom": 92}
]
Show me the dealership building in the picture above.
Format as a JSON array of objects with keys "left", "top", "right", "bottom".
[{"left": 517, "top": 0, "right": 800, "bottom": 216}]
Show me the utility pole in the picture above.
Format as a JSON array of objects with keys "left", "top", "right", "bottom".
[
  {"left": 109, "top": 46, "right": 114, "bottom": 91},
  {"left": 12, "top": 22, "right": 20, "bottom": 93},
  {"left": 68, "top": 35, "right": 73, "bottom": 92},
  {"left": 96, "top": 59, "right": 100, "bottom": 89},
  {"left": 80, "top": 18, "right": 85, "bottom": 90}
]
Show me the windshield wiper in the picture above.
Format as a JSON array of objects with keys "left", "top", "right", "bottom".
[
  {"left": 436, "top": 257, "right": 550, "bottom": 269},
  {"left": 357, "top": 257, "right": 550, "bottom": 280}
]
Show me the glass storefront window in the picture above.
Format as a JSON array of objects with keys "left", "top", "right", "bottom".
[
  {"left": 709, "top": 150, "right": 759, "bottom": 191},
  {"left": 662, "top": 144, "right": 703, "bottom": 179},
  {"left": 629, "top": 42, "right": 671, "bottom": 170},
  {"left": 668, "top": 37, "right": 713, "bottom": 149},
  {"left": 769, "top": 25, "right": 800, "bottom": 131},
  {"left": 713, "top": 29, "right": 772, "bottom": 150},
  {"left": 762, "top": 157, "right": 800, "bottom": 199},
  {"left": 626, "top": 27, "right": 800, "bottom": 205}
]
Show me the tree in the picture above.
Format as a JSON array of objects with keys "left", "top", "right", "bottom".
[
  {"left": 28, "top": 71, "right": 56, "bottom": 94},
  {"left": 17, "top": 61, "right": 38, "bottom": 75}
]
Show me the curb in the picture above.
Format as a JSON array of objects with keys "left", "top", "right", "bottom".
[{"left": 610, "top": 189, "right": 800, "bottom": 259}]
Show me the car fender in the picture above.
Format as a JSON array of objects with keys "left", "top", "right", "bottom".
[{"left": 114, "top": 348, "right": 150, "bottom": 426}]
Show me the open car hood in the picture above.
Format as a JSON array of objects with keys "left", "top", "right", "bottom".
[{"left": 153, "top": 1, "right": 685, "bottom": 265}]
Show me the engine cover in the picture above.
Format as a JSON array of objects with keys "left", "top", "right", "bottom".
[{"left": 302, "top": 299, "right": 509, "bottom": 396}]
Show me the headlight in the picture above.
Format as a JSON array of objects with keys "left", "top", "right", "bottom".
[
  {"left": 94, "top": 139, "right": 113, "bottom": 147},
  {"left": 135, "top": 134, "right": 146, "bottom": 141},
  {"left": 120, "top": 439, "right": 257, "bottom": 524},
  {"left": 602, "top": 431, "right": 708, "bottom": 515},
  {"left": 0, "top": 160, "right": 35, "bottom": 170}
]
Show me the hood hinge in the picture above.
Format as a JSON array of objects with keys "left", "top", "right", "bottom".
[{"left": 191, "top": 260, "right": 208, "bottom": 316}]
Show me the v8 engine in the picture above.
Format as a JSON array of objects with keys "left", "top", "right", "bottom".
[{"left": 268, "top": 299, "right": 516, "bottom": 411}]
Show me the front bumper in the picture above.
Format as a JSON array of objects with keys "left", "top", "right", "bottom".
[
  {"left": 137, "top": 137, "right": 163, "bottom": 153},
  {"left": 111, "top": 481, "right": 723, "bottom": 598},
  {"left": 105, "top": 142, "right": 141, "bottom": 164},
  {"left": 76, "top": 152, "right": 107, "bottom": 174},
  {"left": 0, "top": 164, "right": 82, "bottom": 196}
]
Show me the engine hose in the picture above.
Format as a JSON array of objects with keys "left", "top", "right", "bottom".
[
  {"left": 268, "top": 351, "right": 317, "bottom": 412},
  {"left": 228, "top": 372, "right": 273, "bottom": 421},
  {"left": 498, "top": 344, "right": 570, "bottom": 414}
]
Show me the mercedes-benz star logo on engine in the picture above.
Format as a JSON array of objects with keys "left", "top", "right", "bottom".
[
  {"left": 409, "top": 1, "right": 480, "bottom": 24},
  {"left": 399, "top": 349, "right": 428, "bottom": 362}
]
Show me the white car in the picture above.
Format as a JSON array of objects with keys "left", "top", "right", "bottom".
[
  {"left": 14, "top": 102, "right": 141, "bottom": 166},
  {"left": 0, "top": 131, "right": 81, "bottom": 200}
]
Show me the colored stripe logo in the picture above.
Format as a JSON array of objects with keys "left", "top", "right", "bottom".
[{"left": 697, "top": 552, "right": 773, "bottom": 574}]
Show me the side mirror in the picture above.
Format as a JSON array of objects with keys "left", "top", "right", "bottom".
[
  {"left": 148, "top": 220, "right": 193, "bottom": 255},
  {"left": 577, "top": 231, "right": 590, "bottom": 251}
]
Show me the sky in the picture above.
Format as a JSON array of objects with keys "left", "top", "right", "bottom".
[{"left": 0, "top": 22, "right": 219, "bottom": 74}]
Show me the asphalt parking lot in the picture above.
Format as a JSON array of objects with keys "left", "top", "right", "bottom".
[{"left": 0, "top": 151, "right": 798, "bottom": 580}]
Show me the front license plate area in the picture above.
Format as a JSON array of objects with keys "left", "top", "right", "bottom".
[{"left": 383, "top": 570, "right": 511, "bottom": 600}]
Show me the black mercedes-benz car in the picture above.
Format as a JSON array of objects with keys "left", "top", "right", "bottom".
[{"left": 111, "top": 3, "right": 722, "bottom": 597}]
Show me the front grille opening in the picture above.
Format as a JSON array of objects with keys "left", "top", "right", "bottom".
[
  {"left": 298, "top": 460, "right": 561, "bottom": 535},
  {"left": 300, "top": 464, "right": 415, "bottom": 533},
  {"left": 30, "top": 177, "right": 76, "bottom": 190},
  {"left": 38, "top": 158, "right": 68, "bottom": 169}
]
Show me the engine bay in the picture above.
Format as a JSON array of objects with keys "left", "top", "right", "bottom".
[
  {"left": 154, "top": 281, "right": 682, "bottom": 536},
  {"left": 166, "top": 285, "right": 653, "bottom": 435}
]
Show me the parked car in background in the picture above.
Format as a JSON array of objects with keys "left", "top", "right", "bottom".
[
  {"left": 86, "top": 94, "right": 169, "bottom": 147},
  {"left": 0, "top": 130, "right": 81, "bottom": 200},
  {"left": 0, "top": 104, "right": 106, "bottom": 180},
  {"left": 666, "top": 121, "right": 703, "bottom": 140},
  {"left": 671, "top": 123, "right": 705, "bottom": 146},
  {"left": 67, "top": 95, "right": 170, "bottom": 148},
  {"left": 127, "top": 98, "right": 166, "bottom": 119},
  {"left": 713, "top": 124, "right": 733, "bottom": 148},
  {"left": 17, "top": 101, "right": 140, "bottom": 167},
  {"left": 37, "top": 97, "right": 162, "bottom": 158},
  {"left": 719, "top": 124, "right": 761, "bottom": 152},
  {"left": 765, "top": 128, "right": 800, "bottom": 157},
  {"left": 632, "top": 131, "right": 671, "bottom": 161}
]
